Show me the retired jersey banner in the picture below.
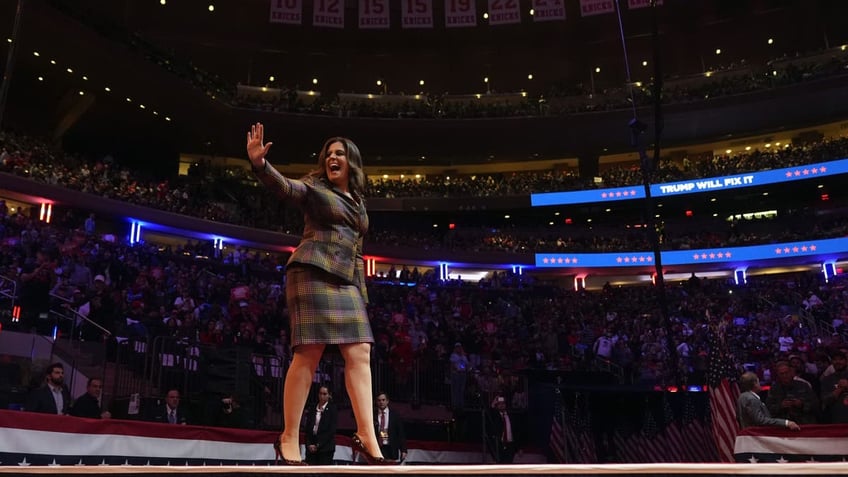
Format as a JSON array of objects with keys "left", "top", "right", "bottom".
[
  {"left": 532, "top": 0, "right": 565, "bottom": 22},
  {"left": 445, "top": 0, "right": 477, "bottom": 28},
  {"left": 579, "top": 0, "right": 615, "bottom": 16},
  {"left": 487, "top": 0, "right": 521, "bottom": 25},
  {"left": 403, "top": 0, "right": 434, "bottom": 28},
  {"left": 313, "top": 0, "right": 345, "bottom": 28},
  {"left": 359, "top": 0, "right": 390, "bottom": 29},
  {"left": 269, "top": 0, "right": 302, "bottom": 24},
  {"left": 628, "top": 0, "right": 663, "bottom": 9}
]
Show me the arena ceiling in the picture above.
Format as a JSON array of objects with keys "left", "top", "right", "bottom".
[{"left": 1, "top": 0, "right": 847, "bottom": 168}]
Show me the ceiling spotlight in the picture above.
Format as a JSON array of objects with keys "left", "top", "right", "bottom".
[
  {"left": 268, "top": 75, "right": 275, "bottom": 82},
  {"left": 527, "top": 74, "right": 533, "bottom": 80},
  {"left": 160, "top": 0, "right": 166, "bottom": 4},
  {"left": 483, "top": 12, "right": 489, "bottom": 19},
  {"left": 312, "top": 77, "right": 318, "bottom": 85},
  {"left": 715, "top": 48, "right": 722, "bottom": 55},
  {"left": 594, "top": 67, "right": 601, "bottom": 73},
  {"left": 208, "top": 4, "right": 215, "bottom": 12},
  {"left": 104, "top": 87, "right": 111, "bottom": 92},
  {"left": 165, "top": 116, "right": 172, "bottom": 121},
  {"left": 33, "top": 51, "right": 40, "bottom": 57},
  {"left": 37, "top": 76, "right": 43, "bottom": 81},
  {"left": 419, "top": 79, "right": 425, "bottom": 86}
]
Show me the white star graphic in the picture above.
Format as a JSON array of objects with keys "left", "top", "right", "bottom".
[
  {"left": 48, "top": 459, "right": 60, "bottom": 467},
  {"left": 123, "top": 459, "right": 130, "bottom": 465},
  {"left": 747, "top": 455, "right": 759, "bottom": 464},
  {"left": 99, "top": 459, "right": 109, "bottom": 466},
  {"left": 805, "top": 456, "right": 817, "bottom": 463},
  {"left": 75, "top": 459, "right": 85, "bottom": 466},
  {"left": 17, "top": 457, "right": 30, "bottom": 466},
  {"left": 776, "top": 456, "right": 789, "bottom": 463}
]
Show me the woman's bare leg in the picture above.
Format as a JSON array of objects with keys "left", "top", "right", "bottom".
[
  {"left": 339, "top": 342, "right": 384, "bottom": 460},
  {"left": 280, "top": 343, "right": 325, "bottom": 461}
]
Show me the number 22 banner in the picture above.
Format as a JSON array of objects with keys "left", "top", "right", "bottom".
[{"left": 487, "top": 0, "right": 520, "bottom": 25}]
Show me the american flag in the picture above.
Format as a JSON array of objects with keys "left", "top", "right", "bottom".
[
  {"left": 707, "top": 325, "right": 740, "bottom": 462},
  {"left": 549, "top": 389, "right": 567, "bottom": 463}
]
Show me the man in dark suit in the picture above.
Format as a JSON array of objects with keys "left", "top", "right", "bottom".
[
  {"left": 147, "top": 388, "right": 189, "bottom": 425},
  {"left": 374, "top": 392, "right": 406, "bottom": 462},
  {"left": 70, "top": 378, "right": 111, "bottom": 419},
  {"left": 303, "top": 385, "right": 337, "bottom": 465},
  {"left": 26, "top": 363, "right": 71, "bottom": 415},
  {"left": 737, "top": 372, "right": 801, "bottom": 430},
  {"left": 487, "top": 395, "right": 518, "bottom": 463}
]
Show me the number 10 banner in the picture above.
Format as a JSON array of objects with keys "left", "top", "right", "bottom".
[
  {"left": 270, "top": 0, "right": 303, "bottom": 24},
  {"left": 487, "top": 0, "right": 520, "bottom": 25}
]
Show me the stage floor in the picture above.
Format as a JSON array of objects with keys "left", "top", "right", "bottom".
[{"left": 2, "top": 463, "right": 848, "bottom": 476}]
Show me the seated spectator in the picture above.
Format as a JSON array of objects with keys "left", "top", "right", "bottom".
[{"left": 69, "top": 377, "right": 111, "bottom": 419}]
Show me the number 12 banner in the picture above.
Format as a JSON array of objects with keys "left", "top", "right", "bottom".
[
  {"left": 445, "top": 0, "right": 477, "bottom": 28},
  {"left": 487, "top": 0, "right": 520, "bottom": 25},
  {"left": 313, "top": 0, "right": 344, "bottom": 28},
  {"left": 359, "top": 0, "right": 390, "bottom": 29}
]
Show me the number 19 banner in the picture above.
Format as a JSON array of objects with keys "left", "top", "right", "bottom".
[{"left": 445, "top": 0, "right": 476, "bottom": 28}]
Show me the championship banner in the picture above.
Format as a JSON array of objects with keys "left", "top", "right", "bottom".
[
  {"left": 532, "top": 0, "right": 566, "bottom": 22},
  {"left": 579, "top": 0, "right": 615, "bottom": 16},
  {"left": 313, "top": 0, "right": 345, "bottom": 28},
  {"left": 445, "top": 0, "right": 477, "bottom": 28},
  {"left": 628, "top": 0, "right": 663, "bottom": 9},
  {"left": 359, "top": 0, "right": 390, "bottom": 29},
  {"left": 402, "top": 0, "right": 434, "bottom": 28},
  {"left": 269, "top": 0, "right": 302, "bottom": 24},
  {"left": 487, "top": 0, "right": 521, "bottom": 25}
]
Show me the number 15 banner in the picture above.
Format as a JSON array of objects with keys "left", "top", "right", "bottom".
[
  {"left": 359, "top": 0, "right": 390, "bottom": 29},
  {"left": 403, "top": 0, "right": 434, "bottom": 28},
  {"left": 487, "top": 0, "right": 520, "bottom": 25}
]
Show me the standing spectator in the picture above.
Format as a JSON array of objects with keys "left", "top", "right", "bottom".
[
  {"left": 765, "top": 361, "right": 818, "bottom": 424},
  {"left": 303, "top": 385, "right": 337, "bottom": 465},
  {"left": 25, "top": 363, "right": 71, "bottom": 415},
  {"left": 737, "top": 372, "right": 800, "bottom": 430},
  {"left": 820, "top": 351, "right": 848, "bottom": 423},
  {"left": 84, "top": 213, "right": 96, "bottom": 236},
  {"left": 373, "top": 392, "right": 407, "bottom": 463},
  {"left": 487, "top": 395, "right": 519, "bottom": 463},
  {"left": 449, "top": 343, "right": 469, "bottom": 411}
]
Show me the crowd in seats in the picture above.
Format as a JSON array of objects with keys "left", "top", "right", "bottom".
[
  {"left": 1, "top": 208, "right": 846, "bottom": 420},
  {"left": 2, "top": 131, "right": 848, "bottom": 258}
]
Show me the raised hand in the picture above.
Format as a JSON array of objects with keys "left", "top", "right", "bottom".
[{"left": 246, "top": 122, "right": 273, "bottom": 168}]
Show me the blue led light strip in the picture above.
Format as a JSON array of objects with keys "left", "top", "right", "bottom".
[
  {"left": 535, "top": 237, "right": 848, "bottom": 268},
  {"left": 530, "top": 158, "right": 848, "bottom": 207}
]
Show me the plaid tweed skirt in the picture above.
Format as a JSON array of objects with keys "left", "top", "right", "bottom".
[{"left": 286, "top": 264, "right": 374, "bottom": 348}]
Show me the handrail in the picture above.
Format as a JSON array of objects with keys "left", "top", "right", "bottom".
[{"left": 50, "top": 308, "right": 112, "bottom": 337}]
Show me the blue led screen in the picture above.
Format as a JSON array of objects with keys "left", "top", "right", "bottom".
[
  {"left": 535, "top": 237, "right": 848, "bottom": 269},
  {"left": 530, "top": 158, "right": 848, "bottom": 207}
]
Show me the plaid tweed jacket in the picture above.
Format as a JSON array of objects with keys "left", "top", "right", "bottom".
[{"left": 254, "top": 160, "right": 369, "bottom": 302}]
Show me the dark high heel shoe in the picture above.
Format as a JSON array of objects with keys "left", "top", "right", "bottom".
[
  {"left": 351, "top": 433, "right": 394, "bottom": 465},
  {"left": 273, "top": 434, "right": 308, "bottom": 466}
]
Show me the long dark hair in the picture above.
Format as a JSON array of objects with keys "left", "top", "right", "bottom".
[{"left": 308, "top": 137, "right": 366, "bottom": 197}]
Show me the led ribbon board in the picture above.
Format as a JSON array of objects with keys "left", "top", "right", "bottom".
[
  {"left": 535, "top": 237, "right": 848, "bottom": 268},
  {"left": 530, "top": 158, "right": 848, "bottom": 207}
]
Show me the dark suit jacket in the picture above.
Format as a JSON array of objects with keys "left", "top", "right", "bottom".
[
  {"left": 148, "top": 405, "right": 189, "bottom": 425},
  {"left": 737, "top": 391, "right": 787, "bottom": 428},
  {"left": 69, "top": 393, "right": 103, "bottom": 418},
  {"left": 303, "top": 402, "right": 338, "bottom": 454},
  {"left": 254, "top": 162, "right": 369, "bottom": 302},
  {"left": 26, "top": 384, "right": 71, "bottom": 414},
  {"left": 374, "top": 408, "right": 406, "bottom": 460}
]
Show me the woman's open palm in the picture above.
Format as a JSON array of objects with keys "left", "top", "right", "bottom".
[{"left": 246, "top": 122, "right": 273, "bottom": 167}]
